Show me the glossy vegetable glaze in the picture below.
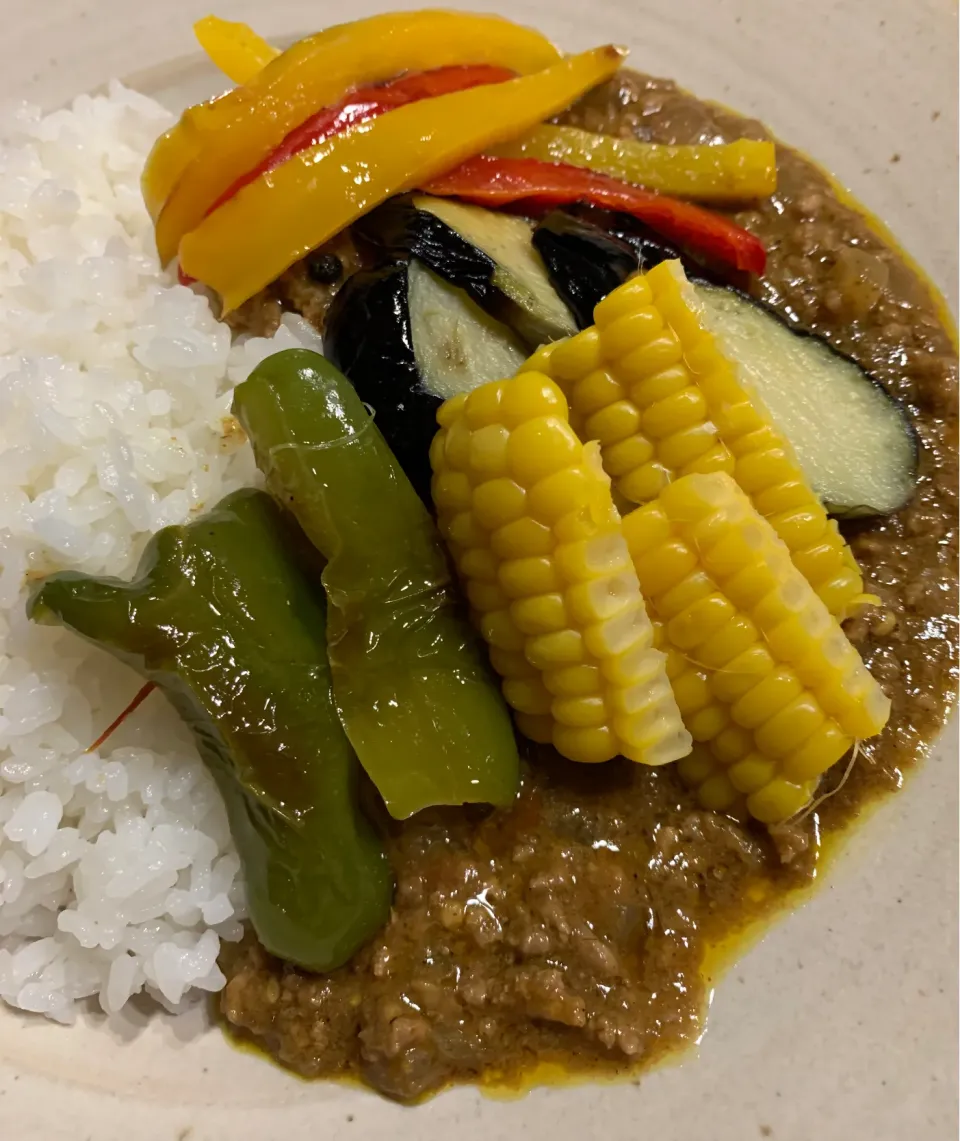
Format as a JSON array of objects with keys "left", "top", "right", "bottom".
[
  {"left": 28, "top": 490, "right": 392, "bottom": 972},
  {"left": 220, "top": 71, "right": 957, "bottom": 1101},
  {"left": 233, "top": 350, "right": 520, "bottom": 820}
]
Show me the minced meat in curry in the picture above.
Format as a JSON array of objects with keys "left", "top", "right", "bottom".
[{"left": 218, "top": 70, "right": 957, "bottom": 1102}]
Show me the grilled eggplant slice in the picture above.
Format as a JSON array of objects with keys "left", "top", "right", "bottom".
[
  {"left": 355, "top": 195, "right": 577, "bottom": 347},
  {"left": 532, "top": 211, "right": 639, "bottom": 328},
  {"left": 695, "top": 284, "right": 917, "bottom": 517},
  {"left": 324, "top": 258, "right": 525, "bottom": 503}
]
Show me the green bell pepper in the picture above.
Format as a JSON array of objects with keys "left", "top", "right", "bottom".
[
  {"left": 233, "top": 348, "right": 520, "bottom": 820},
  {"left": 28, "top": 489, "right": 393, "bottom": 972}
]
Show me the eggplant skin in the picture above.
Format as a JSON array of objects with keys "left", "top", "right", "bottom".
[
  {"left": 355, "top": 196, "right": 504, "bottom": 318},
  {"left": 324, "top": 262, "right": 440, "bottom": 506},
  {"left": 532, "top": 211, "right": 639, "bottom": 328}
]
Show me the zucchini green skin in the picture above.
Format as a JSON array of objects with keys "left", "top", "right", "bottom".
[
  {"left": 28, "top": 489, "right": 394, "bottom": 973},
  {"left": 354, "top": 195, "right": 576, "bottom": 347}
]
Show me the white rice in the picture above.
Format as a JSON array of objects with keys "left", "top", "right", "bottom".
[{"left": 0, "top": 82, "right": 317, "bottom": 1023}]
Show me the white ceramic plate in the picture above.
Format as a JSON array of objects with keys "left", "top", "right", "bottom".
[{"left": 1, "top": 2, "right": 957, "bottom": 1138}]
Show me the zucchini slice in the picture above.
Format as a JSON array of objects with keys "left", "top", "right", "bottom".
[
  {"left": 355, "top": 195, "right": 577, "bottom": 347},
  {"left": 324, "top": 258, "right": 525, "bottom": 504},
  {"left": 694, "top": 284, "right": 918, "bottom": 517}
]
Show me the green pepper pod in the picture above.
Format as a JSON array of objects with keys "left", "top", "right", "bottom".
[
  {"left": 233, "top": 348, "right": 520, "bottom": 820},
  {"left": 28, "top": 489, "right": 393, "bottom": 972}
]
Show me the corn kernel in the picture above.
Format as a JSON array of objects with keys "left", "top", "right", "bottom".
[
  {"left": 698, "top": 772, "right": 739, "bottom": 811},
  {"left": 618, "top": 462, "right": 671, "bottom": 503},
  {"left": 566, "top": 571, "right": 639, "bottom": 625},
  {"left": 666, "top": 594, "right": 736, "bottom": 650},
  {"left": 507, "top": 417, "right": 582, "bottom": 487},
  {"left": 618, "top": 329, "right": 684, "bottom": 381},
  {"left": 553, "top": 723, "right": 617, "bottom": 764},
  {"left": 603, "top": 434, "right": 655, "bottom": 477},
  {"left": 584, "top": 400, "right": 642, "bottom": 447},
  {"left": 498, "top": 555, "right": 561, "bottom": 599},
  {"left": 510, "top": 593, "right": 569, "bottom": 636},
  {"left": 677, "top": 747, "right": 717, "bottom": 787},
  {"left": 498, "top": 372, "right": 567, "bottom": 428},
  {"left": 467, "top": 580, "right": 510, "bottom": 614},
  {"left": 528, "top": 466, "right": 597, "bottom": 524},
  {"left": 552, "top": 694, "right": 608, "bottom": 728},
  {"left": 543, "top": 663, "right": 602, "bottom": 698},
  {"left": 627, "top": 362, "right": 690, "bottom": 407},
  {"left": 686, "top": 704, "right": 729, "bottom": 742},
  {"left": 594, "top": 274, "right": 653, "bottom": 325},
  {"left": 730, "top": 668, "right": 804, "bottom": 730},
  {"left": 472, "top": 478, "right": 527, "bottom": 530},
  {"left": 656, "top": 571, "right": 716, "bottom": 621},
  {"left": 525, "top": 629, "right": 585, "bottom": 668},
  {"left": 502, "top": 676, "right": 553, "bottom": 715},
  {"left": 463, "top": 381, "right": 504, "bottom": 428},
  {"left": 600, "top": 307, "right": 664, "bottom": 359},
  {"left": 469, "top": 424, "right": 510, "bottom": 478},
  {"left": 550, "top": 327, "right": 603, "bottom": 380},
  {"left": 554, "top": 532, "right": 632, "bottom": 584},
  {"left": 747, "top": 778, "right": 812, "bottom": 824},
  {"left": 458, "top": 547, "right": 498, "bottom": 582},
  {"left": 491, "top": 516, "right": 555, "bottom": 560},
  {"left": 488, "top": 647, "right": 536, "bottom": 680},
  {"left": 480, "top": 610, "right": 525, "bottom": 652},
  {"left": 728, "top": 755, "right": 777, "bottom": 795},
  {"left": 781, "top": 722, "right": 852, "bottom": 782},
  {"left": 572, "top": 369, "right": 626, "bottom": 416},
  {"left": 436, "top": 391, "right": 468, "bottom": 428}
]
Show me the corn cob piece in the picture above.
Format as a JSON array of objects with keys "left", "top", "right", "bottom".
[
  {"left": 522, "top": 261, "right": 868, "bottom": 622},
  {"left": 430, "top": 371, "right": 692, "bottom": 766},
  {"left": 622, "top": 471, "right": 890, "bottom": 823}
]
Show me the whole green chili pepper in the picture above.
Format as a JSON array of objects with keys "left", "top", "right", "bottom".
[
  {"left": 233, "top": 348, "right": 520, "bottom": 820},
  {"left": 28, "top": 489, "right": 393, "bottom": 972}
]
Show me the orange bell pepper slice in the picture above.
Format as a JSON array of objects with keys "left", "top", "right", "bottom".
[
  {"left": 179, "top": 45, "right": 625, "bottom": 312},
  {"left": 153, "top": 11, "right": 563, "bottom": 262},
  {"left": 193, "top": 15, "right": 280, "bottom": 84}
]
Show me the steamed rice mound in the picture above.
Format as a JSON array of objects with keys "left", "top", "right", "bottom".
[{"left": 0, "top": 83, "right": 311, "bottom": 1022}]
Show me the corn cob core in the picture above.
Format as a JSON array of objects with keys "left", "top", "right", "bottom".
[
  {"left": 521, "top": 261, "right": 869, "bottom": 623},
  {"left": 622, "top": 471, "right": 890, "bottom": 823},
  {"left": 430, "top": 371, "right": 692, "bottom": 767}
]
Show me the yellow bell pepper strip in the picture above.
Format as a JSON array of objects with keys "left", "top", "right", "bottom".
[
  {"left": 179, "top": 45, "right": 626, "bottom": 312},
  {"left": 193, "top": 15, "right": 280, "bottom": 84},
  {"left": 493, "top": 126, "right": 778, "bottom": 201},
  {"left": 154, "top": 10, "right": 564, "bottom": 263}
]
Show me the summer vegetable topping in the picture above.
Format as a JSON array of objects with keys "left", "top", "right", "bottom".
[
  {"left": 621, "top": 474, "right": 891, "bottom": 823},
  {"left": 356, "top": 194, "right": 578, "bottom": 346},
  {"left": 694, "top": 285, "right": 917, "bottom": 517},
  {"left": 193, "top": 15, "right": 280, "bottom": 83},
  {"left": 27, "top": 490, "right": 393, "bottom": 972},
  {"left": 423, "top": 156, "right": 767, "bottom": 275},
  {"left": 149, "top": 10, "right": 566, "bottom": 254},
  {"left": 532, "top": 214, "right": 917, "bottom": 516},
  {"left": 234, "top": 349, "right": 520, "bottom": 820},
  {"left": 430, "top": 371, "right": 691, "bottom": 766},
  {"left": 325, "top": 259, "right": 525, "bottom": 504},
  {"left": 494, "top": 126, "right": 778, "bottom": 201},
  {"left": 207, "top": 66, "right": 517, "bottom": 219},
  {"left": 531, "top": 209, "right": 641, "bottom": 328},
  {"left": 179, "top": 47, "right": 625, "bottom": 311},
  {"left": 522, "top": 262, "right": 871, "bottom": 621}
]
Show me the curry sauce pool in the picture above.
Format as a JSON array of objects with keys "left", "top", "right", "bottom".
[{"left": 214, "top": 68, "right": 957, "bottom": 1101}]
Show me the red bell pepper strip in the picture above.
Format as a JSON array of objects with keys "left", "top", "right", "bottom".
[
  {"left": 423, "top": 155, "right": 767, "bottom": 274},
  {"left": 209, "top": 65, "right": 516, "bottom": 216},
  {"left": 177, "top": 65, "right": 515, "bottom": 287}
]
